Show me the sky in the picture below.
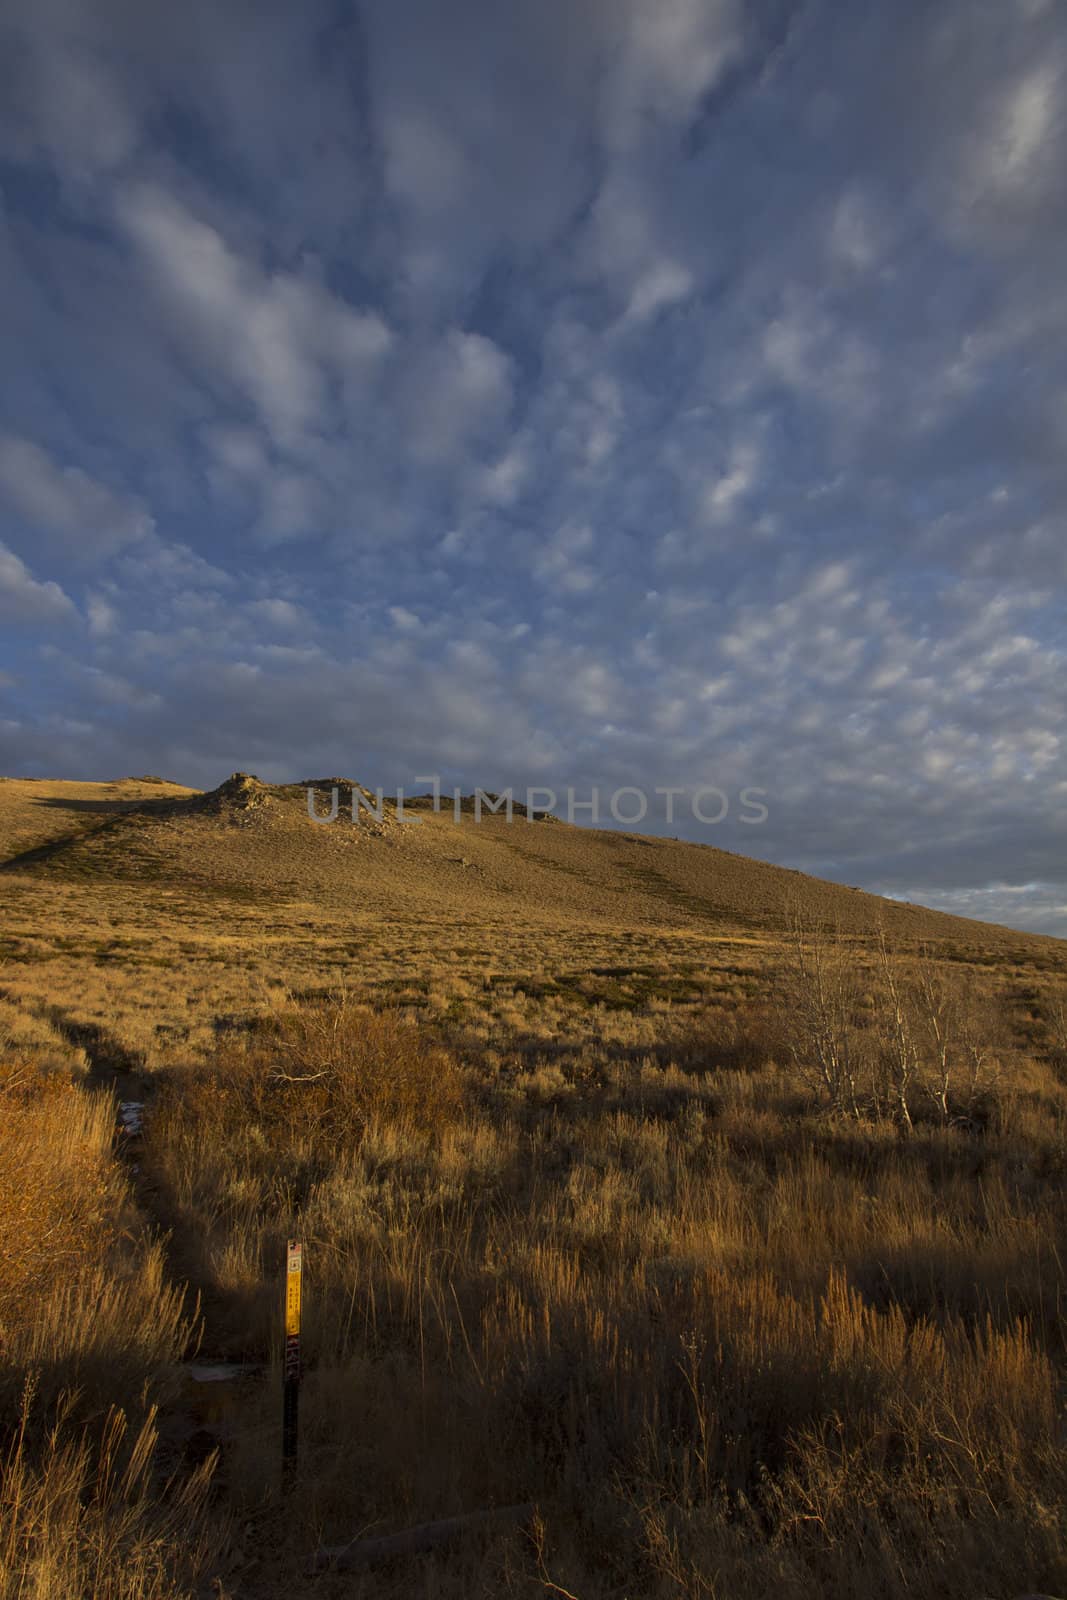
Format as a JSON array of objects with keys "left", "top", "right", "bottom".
[{"left": 0, "top": 0, "right": 1065, "bottom": 937}]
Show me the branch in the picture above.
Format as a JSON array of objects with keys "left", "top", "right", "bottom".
[{"left": 310, "top": 1502, "right": 536, "bottom": 1573}]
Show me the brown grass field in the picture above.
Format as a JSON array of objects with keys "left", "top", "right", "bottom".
[{"left": 1, "top": 773, "right": 1066, "bottom": 1599}]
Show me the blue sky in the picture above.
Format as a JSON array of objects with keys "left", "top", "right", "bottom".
[{"left": 1, "top": 0, "right": 1065, "bottom": 936}]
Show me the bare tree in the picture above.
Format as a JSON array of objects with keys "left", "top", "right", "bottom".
[
  {"left": 876, "top": 939, "right": 1003, "bottom": 1127},
  {"left": 781, "top": 901, "right": 863, "bottom": 1117},
  {"left": 958, "top": 988, "right": 1003, "bottom": 1106},
  {"left": 911, "top": 944, "right": 958, "bottom": 1125},
  {"left": 1045, "top": 989, "right": 1067, "bottom": 1075},
  {"left": 875, "top": 928, "right": 916, "bottom": 1134}
]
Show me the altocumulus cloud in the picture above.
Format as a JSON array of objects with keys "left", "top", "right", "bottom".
[{"left": 0, "top": 0, "right": 1065, "bottom": 935}]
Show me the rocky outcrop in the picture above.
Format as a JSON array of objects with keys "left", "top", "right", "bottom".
[{"left": 197, "top": 772, "right": 274, "bottom": 817}]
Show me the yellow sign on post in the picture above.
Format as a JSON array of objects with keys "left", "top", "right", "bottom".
[
  {"left": 286, "top": 1241, "right": 302, "bottom": 1338},
  {"left": 283, "top": 1239, "right": 302, "bottom": 1476}
]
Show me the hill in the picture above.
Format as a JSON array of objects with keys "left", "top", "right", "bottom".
[
  {"left": 3, "top": 771, "right": 1061, "bottom": 946},
  {"left": 1, "top": 769, "right": 1063, "bottom": 1075},
  {"left": 3, "top": 772, "right": 1067, "bottom": 1600}
]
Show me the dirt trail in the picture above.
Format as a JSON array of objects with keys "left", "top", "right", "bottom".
[
  {"left": 52, "top": 1014, "right": 147, "bottom": 1115},
  {"left": 47, "top": 1009, "right": 268, "bottom": 1485}
]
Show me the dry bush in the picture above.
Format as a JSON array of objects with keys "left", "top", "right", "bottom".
[
  {"left": 682, "top": 1001, "right": 789, "bottom": 1074},
  {"left": 0, "top": 1385, "right": 222, "bottom": 1600},
  {"left": 749, "top": 916, "right": 1015, "bottom": 1129},
  {"left": 7, "top": 777, "right": 1066, "bottom": 1595},
  {"left": 0, "top": 997, "right": 89, "bottom": 1079},
  {"left": 776, "top": 908, "right": 871, "bottom": 1114},
  {"left": 1043, "top": 987, "right": 1067, "bottom": 1077},
  {"left": 144, "top": 1002, "right": 1067, "bottom": 1598},
  {"left": 4, "top": 868, "right": 1065, "bottom": 1597},
  {"left": 0, "top": 1067, "right": 117, "bottom": 1342},
  {"left": 873, "top": 937, "right": 1010, "bottom": 1127},
  {"left": 143, "top": 999, "right": 466, "bottom": 1350},
  {"left": 178, "top": 996, "right": 464, "bottom": 1152},
  {"left": 0, "top": 1052, "right": 218, "bottom": 1599},
  {"left": 0, "top": 1058, "right": 195, "bottom": 1418},
  {"left": 2, "top": 1246, "right": 196, "bottom": 1422}
]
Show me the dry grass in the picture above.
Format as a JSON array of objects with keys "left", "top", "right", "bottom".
[
  {"left": 0, "top": 1029, "right": 217, "bottom": 1598},
  {"left": 1, "top": 775, "right": 1066, "bottom": 1596},
  {"left": 178, "top": 996, "right": 464, "bottom": 1148},
  {"left": 0, "top": 1069, "right": 115, "bottom": 1334},
  {"left": 0, "top": 1062, "right": 195, "bottom": 1416},
  {"left": 138, "top": 982, "right": 1067, "bottom": 1598},
  {"left": 0, "top": 1387, "right": 221, "bottom": 1600}
]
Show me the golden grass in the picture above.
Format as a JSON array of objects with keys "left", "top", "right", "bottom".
[
  {"left": 1, "top": 775, "right": 1066, "bottom": 1596},
  {"left": 0, "top": 1388, "right": 221, "bottom": 1600},
  {"left": 0, "top": 1069, "right": 115, "bottom": 1333},
  {"left": 0, "top": 1032, "right": 217, "bottom": 1598},
  {"left": 138, "top": 985, "right": 1067, "bottom": 1598},
  {"left": 177, "top": 997, "right": 464, "bottom": 1148}
]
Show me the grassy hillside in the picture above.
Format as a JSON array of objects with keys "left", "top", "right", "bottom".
[
  {"left": 2, "top": 773, "right": 1063, "bottom": 1068},
  {"left": 3, "top": 772, "right": 1060, "bottom": 948},
  {"left": 1, "top": 773, "right": 1065, "bottom": 1599}
]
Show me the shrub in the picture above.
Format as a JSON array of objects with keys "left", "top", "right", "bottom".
[
  {"left": 183, "top": 997, "right": 465, "bottom": 1153},
  {"left": 0, "top": 1386, "right": 222, "bottom": 1600},
  {"left": 684, "top": 1001, "right": 788, "bottom": 1074},
  {"left": 0, "top": 1065, "right": 116, "bottom": 1350}
]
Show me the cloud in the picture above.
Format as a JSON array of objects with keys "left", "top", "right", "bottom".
[
  {"left": 247, "top": 598, "right": 307, "bottom": 631},
  {"left": 625, "top": 260, "right": 695, "bottom": 325},
  {"left": 473, "top": 447, "right": 530, "bottom": 509},
  {"left": 701, "top": 437, "right": 761, "bottom": 524},
  {"left": 829, "top": 189, "right": 889, "bottom": 272},
  {"left": 116, "top": 184, "right": 391, "bottom": 452},
  {"left": 396, "top": 330, "right": 514, "bottom": 465},
  {"left": 533, "top": 523, "right": 598, "bottom": 595},
  {"left": 0, "top": 3, "right": 137, "bottom": 176},
  {"left": 0, "top": 0, "right": 1065, "bottom": 936},
  {"left": 0, "top": 542, "right": 77, "bottom": 623},
  {"left": 599, "top": 0, "right": 743, "bottom": 153},
  {"left": 0, "top": 434, "right": 152, "bottom": 560},
  {"left": 87, "top": 593, "right": 117, "bottom": 637}
]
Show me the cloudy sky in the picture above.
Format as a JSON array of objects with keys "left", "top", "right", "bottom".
[{"left": 1, "top": 0, "right": 1065, "bottom": 935}]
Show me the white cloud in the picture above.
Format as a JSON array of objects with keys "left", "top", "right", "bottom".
[
  {"left": 398, "top": 329, "right": 514, "bottom": 464},
  {"left": 0, "top": 434, "right": 152, "bottom": 560},
  {"left": 533, "top": 523, "right": 598, "bottom": 595},
  {"left": 702, "top": 438, "right": 760, "bottom": 522},
  {"left": 987, "top": 62, "right": 1060, "bottom": 191},
  {"left": 625, "top": 259, "right": 695, "bottom": 324},
  {"left": 601, "top": 0, "right": 742, "bottom": 151},
  {"left": 579, "top": 169, "right": 700, "bottom": 323},
  {"left": 87, "top": 593, "right": 117, "bottom": 636},
  {"left": 388, "top": 606, "right": 421, "bottom": 631},
  {"left": 474, "top": 446, "right": 529, "bottom": 508},
  {"left": 117, "top": 185, "right": 391, "bottom": 451},
  {"left": 116, "top": 536, "right": 234, "bottom": 592},
  {"left": 0, "top": 542, "right": 77, "bottom": 624},
  {"left": 830, "top": 189, "right": 887, "bottom": 271},
  {"left": 762, "top": 294, "right": 879, "bottom": 422},
  {"left": 247, "top": 598, "right": 306, "bottom": 631},
  {"left": 202, "top": 424, "right": 269, "bottom": 490}
]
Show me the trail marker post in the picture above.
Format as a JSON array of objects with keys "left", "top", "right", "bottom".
[{"left": 283, "top": 1239, "right": 302, "bottom": 1480}]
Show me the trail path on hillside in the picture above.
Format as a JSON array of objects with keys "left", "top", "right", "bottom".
[{"left": 48, "top": 1008, "right": 269, "bottom": 1490}]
